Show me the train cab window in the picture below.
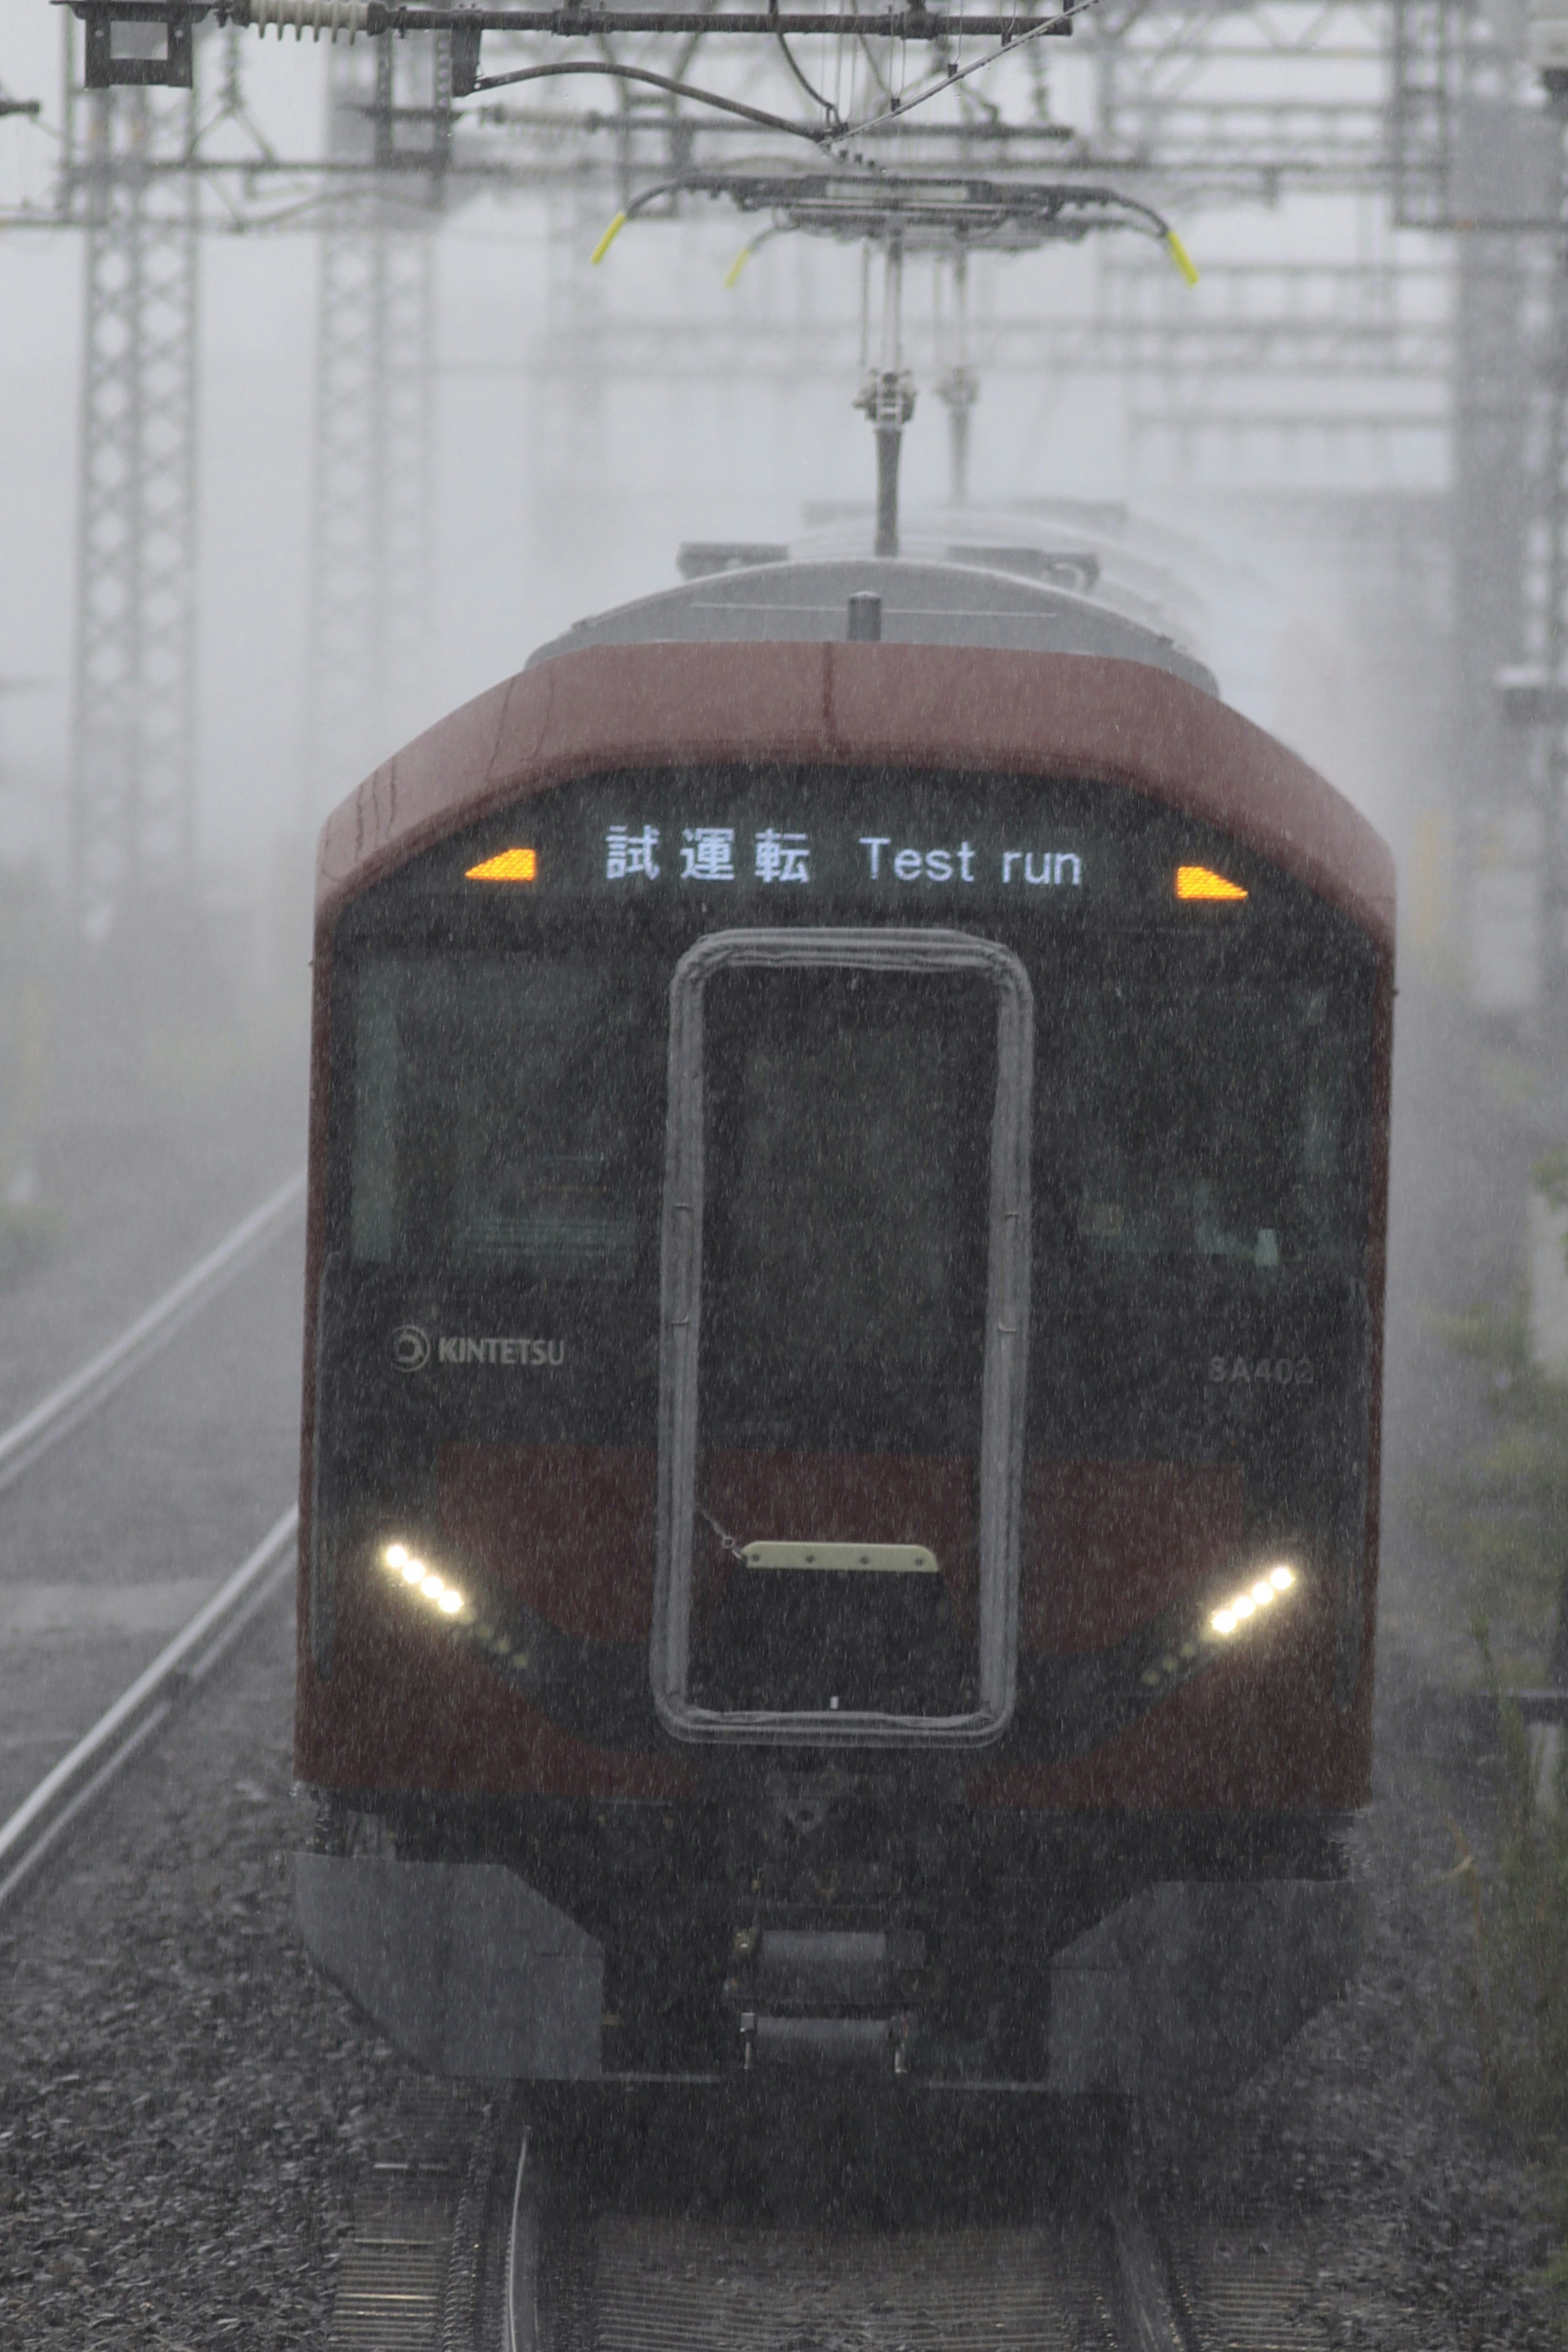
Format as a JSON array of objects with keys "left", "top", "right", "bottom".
[
  {"left": 698, "top": 965, "right": 996, "bottom": 1447},
  {"left": 346, "top": 953, "right": 657, "bottom": 1281},
  {"left": 1041, "top": 969, "right": 1367, "bottom": 1275}
]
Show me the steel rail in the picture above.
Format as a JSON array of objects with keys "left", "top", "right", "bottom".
[
  {"left": 1109, "top": 2182, "right": 1187, "bottom": 2352},
  {"left": 489, "top": 2124, "right": 1196, "bottom": 2352},
  {"left": 0, "top": 1169, "right": 305, "bottom": 1500},
  {"left": 0, "top": 1505, "right": 298, "bottom": 1913}
]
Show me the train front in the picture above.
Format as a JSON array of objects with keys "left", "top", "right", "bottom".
[{"left": 294, "top": 563, "right": 1392, "bottom": 2099}]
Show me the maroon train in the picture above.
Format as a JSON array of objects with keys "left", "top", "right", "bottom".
[{"left": 294, "top": 547, "right": 1393, "bottom": 2098}]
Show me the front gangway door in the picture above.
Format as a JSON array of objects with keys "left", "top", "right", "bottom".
[{"left": 652, "top": 930, "right": 1033, "bottom": 1748}]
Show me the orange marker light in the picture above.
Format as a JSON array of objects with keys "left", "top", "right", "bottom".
[
  {"left": 1176, "top": 864, "right": 1248, "bottom": 902},
  {"left": 466, "top": 847, "right": 538, "bottom": 884}
]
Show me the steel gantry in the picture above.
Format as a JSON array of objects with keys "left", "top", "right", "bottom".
[
  {"left": 23, "top": 0, "right": 1558, "bottom": 980},
  {"left": 38, "top": 8, "right": 458, "bottom": 913},
  {"left": 1087, "top": 0, "right": 1397, "bottom": 201},
  {"left": 1380, "top": 0, "right": 1568, "bottom": 1013}
]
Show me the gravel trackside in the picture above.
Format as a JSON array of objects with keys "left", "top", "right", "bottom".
[
  {"left": 0, "top": 1588, "right": 1561, "bottom": 2348},
  {"left": 0, "top": 1589, "right": 470, "bottom": 2351}
]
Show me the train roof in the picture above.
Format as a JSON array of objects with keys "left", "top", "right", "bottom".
[
  {"left": 317, "top": 638, "right": 1395, "bottom": 950},
  {"left": 526, "top": 553, "right": 1219, "bottom": 700},
  {"left": 690, "top": 500, "right": 1214, "bottom": 664},
  {"left": 789, "top": 506, "right": 1214, "bottom": 655}
]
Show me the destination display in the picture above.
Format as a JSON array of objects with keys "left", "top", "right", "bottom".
[
  {"left": 437, "top": 773, "right": 1115, "bottom": 906},
  {"left": 594, "top": 823, "right": 1084, "bottom": 893},
  {"left": 373, "top": 769, "right": 1272, "bottom": 920}
]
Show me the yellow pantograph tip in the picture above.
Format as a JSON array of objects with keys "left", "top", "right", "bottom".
[
  {"left": 1165, "top": 228, "right": 1199, "bottom": 287},
  {"left": 723, "top": 243, "right": 754, "bottom": 290},
  {"left": 590, "top": 211, "right": 628, "bottom": 265}
]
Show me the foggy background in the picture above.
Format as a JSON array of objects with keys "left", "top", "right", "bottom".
[
  {"left": 8, "top": 13, "right": 1568, "bottom": 2345},
  {"left": 0, "top": 3, "right": 1502, "bottom": 1710},
  {"left": 0, "top": 9, "right": 1446, "bottom": 892}
]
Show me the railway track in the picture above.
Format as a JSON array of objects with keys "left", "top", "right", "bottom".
[
  {"left": 0, "top": 1167, "right": 303, "bottom": 1498},
  {"left": 0, "top": 1172, "right": 305, "bottom": 1909},
  {"left": 0, "top": 1503, "right": 296, "bottom": 1910},
  {"left": 325, "top": 2094, "right": 1336, "bottom": 2352}
]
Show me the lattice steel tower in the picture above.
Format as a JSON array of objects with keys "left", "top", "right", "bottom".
[
  {"left": 302, "top": 36, "right": 445, "bottom": 822},
  {"left": 67, "top": 59, "right": 200, "bottom": 944}
]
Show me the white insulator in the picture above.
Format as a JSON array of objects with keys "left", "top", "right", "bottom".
[{"left": 247, "top": 0, "right": 371, "bottom": 41}]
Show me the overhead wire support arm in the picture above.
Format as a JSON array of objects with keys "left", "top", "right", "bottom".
[
  {"left": 61, "top": 0, "right": 1079, "bottom": 91},
  {"left": 468, "top": 2, "right": 1095, "bottom": 131},
  {"left": 370, "top": 3, "right": 1074, "bottom": 27},
  {"left": 63, "top": 2, "right": 1078, "bottom": 32}
]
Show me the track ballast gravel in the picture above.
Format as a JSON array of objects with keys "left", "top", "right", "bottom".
[
  {"left": 0, "top": 1589, "right": 483, "bottom": 2348},
  {"left": 0, "top": 1590, "right": 1561, "bottom": 2348}
]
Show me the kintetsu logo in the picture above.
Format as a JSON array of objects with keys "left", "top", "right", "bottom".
[{"left": 390, "top": 1324, "right": 432, "bottom": 1373}]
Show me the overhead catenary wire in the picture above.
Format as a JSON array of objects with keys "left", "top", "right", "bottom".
[
  {"left": 466, "top": 0, "right": 1101, "bottom": 157},
  {"left": 831, "top": 0, "right": 1095, "bottom": 150},
  {"left": 774, "top": 29, "right": 846, "bottom": 130},
  {"left": 472, "top": 59, "right": 827, "bottom": 146}
]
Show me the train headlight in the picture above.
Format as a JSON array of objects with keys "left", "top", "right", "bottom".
[
  {"left": 381, "top": 1541, "right": 470, "bottom": 1622},
  {"left": 1209, "top": 1562, "right": 1296, "bottom": 1641}
]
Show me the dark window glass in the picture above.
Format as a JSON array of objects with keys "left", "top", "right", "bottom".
[
  {"left": 697, "top": 967, "right": 998, "bottom": 1448},
  {"left": 347, "top": 953, "right": 659, "bottom": 1281},
  {"left": 343, "top": 944, "right": 1366, "bottom": 1297},
  {"left": 1036, "top": 970, "right": 1364, "bottom": 1275}
]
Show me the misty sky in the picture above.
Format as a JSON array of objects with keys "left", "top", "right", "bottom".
[{"left": 1, "top": 7, "right": 1443, "bottom": 900}]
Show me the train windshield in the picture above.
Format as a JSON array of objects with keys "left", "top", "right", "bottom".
[
  {"left": 697, "top": 963, "right": 998, "bottom": 1446},
  {"left": 347, "top": 953, "right": 659, "bottom": 1281},
  {"left": 342, "top": 946, "right": 1364, "bottom": 1285},
  {"left": 1045, "top": 969, "right": 1359, "bottom": 1274}
]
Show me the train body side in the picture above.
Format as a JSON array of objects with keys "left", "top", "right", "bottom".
[{"left": 294, "top": 639, "right": 1394, "bottom": 2098}]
